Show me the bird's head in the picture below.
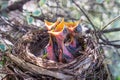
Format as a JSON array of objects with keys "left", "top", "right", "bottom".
[
  {"left": 47, "top": 18, "right": 65, "bottom": 36},
  {"left": 44, "top": 19, "right": 59, "bottom": 30},
  {"left": 64, "top": 20, "right": 81, "bottom": 32}
]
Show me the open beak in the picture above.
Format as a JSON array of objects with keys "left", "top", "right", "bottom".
[
  {"left": 48, "top": 18, "right": 65, "bottom": 36},
  {"left": 47, "top": 18, "right": 74, "bottom": 62},
  {"left": 65, "top": 35, "right": 76, "bottom": 47},
  {"left": 64, "top": 20, "right": 79, "bottom": 48},
  {"left": 65, "top": 20, "right": 80, "bottom": 31},
  {"left": 64, "top": 20, "right": 82, "bottom": 58},
  {"left": 45, "top": 18, "right": 84, "bottom": 62},
  {"left": 46, "top": 18, "right": 65, "bottom": 62},
  {"left": 44, "top": 19, "right": 59, "bottom": 30}
]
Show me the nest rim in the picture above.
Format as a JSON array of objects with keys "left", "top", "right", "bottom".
[
  {"left": 14, "top": 30, "right": 102, "bottom": 69},
  {"left": 7, "top": 30, "right": 107, "bottom": 80}
]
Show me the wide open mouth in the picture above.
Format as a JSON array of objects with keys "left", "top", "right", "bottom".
[
  {"left": 48, "top": 18, "right": 65, "bottom": 36},
  {"left": 44, "top": 19, "right": 59, "bottom": 30},
  {"left": 25, "top": 19, "right": 84, "bottom": 63},
  {"left": 64, "top": 20, "right": 80, "bottom": 31}
]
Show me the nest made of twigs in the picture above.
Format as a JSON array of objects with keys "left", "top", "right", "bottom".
[{"left": 6, "top": 29, "right": 108, "bottom": 80}]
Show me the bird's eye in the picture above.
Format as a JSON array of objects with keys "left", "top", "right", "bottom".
[
  {"left": 63, "top": 28, "right": 68, "bottom": 34},
  {"left": 74, "top": 24, "right": 82, "bottom": 33}
]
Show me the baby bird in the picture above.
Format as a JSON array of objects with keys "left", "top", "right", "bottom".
[
  {"left": 45, "top": 19, "right": 59, "bottom": 61},
  {"left": 64, "top": 20, "right": 82, "bottom": 57},
  {"left": 48, "top": 18, "right": 74, "bottom": 62},
  {"left": 45, "top": 18, "right": 82, "bottom": 62},
  {"left": 44, "top": 19, "right": 59, "bottom": 30}
]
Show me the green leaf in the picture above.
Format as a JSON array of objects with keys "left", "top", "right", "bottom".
[
  {"left": 116, "top": 76, "right": 120, "bottom": 80},
  {"left": 0, "top": 56, "right": 6, "bottom": 66},
  {"left": 24, "top": 11, "right": 31, "bottom": 16},
  {"left": 0, "top": 1, "right": 8, "bottom": 9},
  {"left": 39, "top": 0, "right": 46, "bottom": 6},
  {"left": 0, "top": 61, "right": 3, "bottom": 66},
  {"left": 106, "top": 0, "right": 110, "bottom": 3},
  {"left": 62, "top": 0, "right": 67, "bottom": 7},
  {"left": 0, "top": 44, "right": 6, "bottom": 52},
  {"left": 32, "top": 10, "right": 41, "bottom": 16},
  {"left": 26, "top": 16, "right": 34, "bottom": 24},
  {"left": 96, "top": 0, "right": 104, "bottom": 3},
  {"left": 42, "top": 53, "right": 47, "bottom": 59}
]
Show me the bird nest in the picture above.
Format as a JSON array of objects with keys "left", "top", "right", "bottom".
[{"left": 6, "top": 20, "right": 108, "bottom": 80}]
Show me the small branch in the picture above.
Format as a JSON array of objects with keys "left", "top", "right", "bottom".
[
  {"left": 101, "top": 28, "right": 120, "bottom": 33},
  {"left": 86, "top": 28, "right": 120, "bottom": 34},
  {"left": 72, "top": 0, "right": 100, "bottom": 44},
  {"left": 72, "top": 0, "right": 96, "bottom": 31},
  {"left": 99, "top": 42, "right": 120, "bottom": 48},
  {"left": 102, "top": 15, "right": 120, "bottom": 30},
  {"left": 0, "top": 15, "right": 33, "bottom": 33},
  {"left": 0, "top": 0, "right": 30, "bottom": 13},
  {"left": 107, "top": 40, "right": 120, "bottom": 43},
  {"left": 99, "top": 35, "right": 120, "bottom": 47},
  {"left": 6, "top": 53, "right": 73, "bottom": 80},
  {"left": 0, "top": 31, "right": 16, "bottom": 43}
]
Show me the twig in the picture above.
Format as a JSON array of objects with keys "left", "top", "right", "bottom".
[
  {"left": 0, "top": 0, "right": 30, "bottom": 13},
  {"left": 100, "top": 28, "right": 120, "bottom": 33},
  {"left": 6, "top": 53, "right": 73, "bottom": 80},
  {"left": 100, "top": 42, "right": 120, "bottom": 48},
  {"left": 106, "top": 40, "right": 120, "bottom": 43},
  {"left": 0, "top": 15, "right": 31, "bottom": 32},
  {"left": 72, "top": 0, "right": 96, "bottom": 31},
  {"left": 102, "top": 15, "right": 120, "bottom": 30},
  {"left": 72, "top": 0, "right": 100, "bottom": 44},
  {"left": 86, "top": 28, "right": 120, "bottom": 34}
]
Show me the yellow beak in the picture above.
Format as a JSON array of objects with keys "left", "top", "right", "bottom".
[
  {"left": 44, "top": 19, "right": 59, "bottom": 30},
  {"left": 65, "top": 20, "right": 80, "bottom": 31},
  {"left": 48, "top": 18, "right": 65, "bottom": 35}
]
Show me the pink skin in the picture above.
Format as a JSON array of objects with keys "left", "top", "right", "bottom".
[
  {"left": 46, "top": 33, "right": 76, "bottom": 62},
  {"left": 54, "top": 32, "right": 74, "bottom": 62},
  {"left": 46, "top": 19, "right": 78, "bottom": 62},
  {"left": 70, "top": 34, "right": 76, "bottom": 47},
  {"left": 47, "top": 29, "right": 74, "bottom": 62},
  {"left": 65, "top": 21, "right": 80, "bottom": 48},
  {"left": 46, "top": 37, "right": 56, "bottom": 61},
  {"left": 67, "top": 30, "right": 77, "bottom": 48}
]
